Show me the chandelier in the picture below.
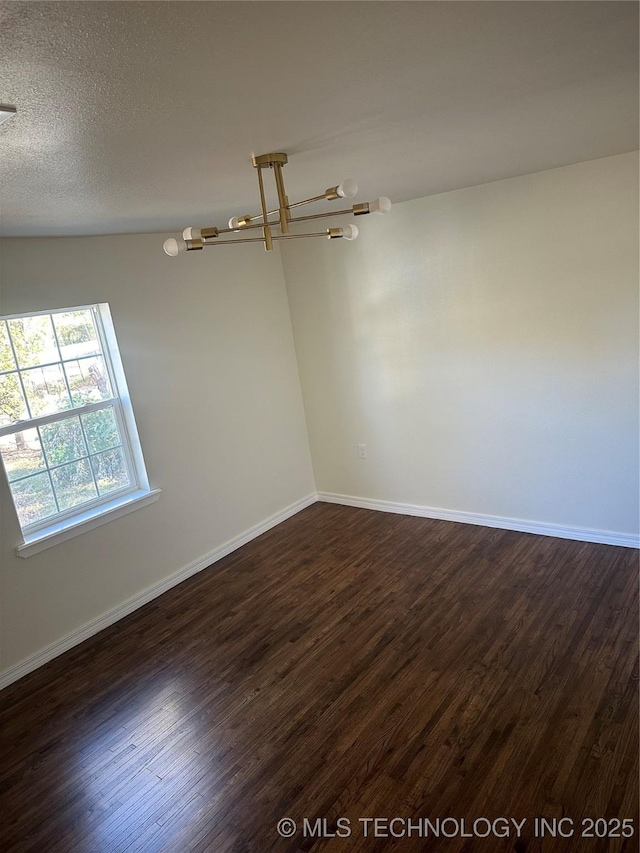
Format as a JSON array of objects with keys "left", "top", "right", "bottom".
[{"left": 163, "top": 152, "right": 391, "bottom": 256}]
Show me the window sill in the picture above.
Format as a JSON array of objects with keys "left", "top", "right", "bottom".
[{"left": 16, "top": 488, "right": 162, "bottom": 558}]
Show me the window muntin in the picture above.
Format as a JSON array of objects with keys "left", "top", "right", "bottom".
[{"left": 0, "top": 305, "right": 142, "bottom": 534}]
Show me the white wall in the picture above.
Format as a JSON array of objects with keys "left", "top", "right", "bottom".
[
  {"left": 0, "top": 234, "right": 315, "bottom": 673},
  {"left": 282, "top": 153, "right": 639, "bottom": 537}
]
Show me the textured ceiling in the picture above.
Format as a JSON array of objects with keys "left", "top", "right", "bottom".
[{"left": 0, "top": 1, "right": 637, "bottom": 237}]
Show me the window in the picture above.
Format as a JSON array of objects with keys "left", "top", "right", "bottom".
[{"left": 0, "top": 304, "right": 158, "bottom": 556}]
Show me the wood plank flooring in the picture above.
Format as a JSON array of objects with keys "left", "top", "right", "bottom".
[{"left": 0, "top": 503, "right": 637, "bottom": 852}]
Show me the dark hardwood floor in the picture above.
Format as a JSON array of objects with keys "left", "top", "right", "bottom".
[{"left": 0, "top": 503, "right": 637, "bottom": 852}]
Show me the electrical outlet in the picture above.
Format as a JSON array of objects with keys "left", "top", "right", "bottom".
[{"left": 358, "top": 443, "right": 367, "bottom": 459}]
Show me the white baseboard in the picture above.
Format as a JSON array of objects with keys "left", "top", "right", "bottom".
[
  {"left": 3, "top": 489, "right": 636, "bottom": 690},
  {"left": 317, "top": 492, "right": 640, "bottom": 549},
  {"left": 0, "top": 493, "right": 317, "bottom": 691}
]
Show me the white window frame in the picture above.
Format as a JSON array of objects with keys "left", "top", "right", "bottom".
[{"left": 0, "top": 303, "right": 160, "bottom": 557}]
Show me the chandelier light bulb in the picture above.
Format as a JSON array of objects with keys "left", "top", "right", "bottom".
[
  {"left": 183, "top": 227, "right": 202, "bottom": 240},
  {"left": 370, "top": 196, "right": 392, "bottom": 215},
  {"left": 229, "top": 216, "right": 241, "bottom": 229},
  {"left": 342, "top": 224, "right": 359, "bottom": 240},
  {"left": 337, "top": 178, "right": 358, "bottom": 199},
  {"left": 163, "top": 237, "right": 185, "bottom": 257}
]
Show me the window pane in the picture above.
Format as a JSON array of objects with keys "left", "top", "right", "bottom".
[
  {"left": 0, "top": 429, "right": 46, "bottom": 481},
  {"left": 51, "top": 459, "right": 97, "bottom": 510},
  {"left": 10, "top": 472, "right": 58, "bottom": 527},
  {"left": 8, "top": 315, "right": 60, "bottom": 369},
  {"left": 53, "top": 310, "right": 101, "bottom": 361},
  {"left": 81, "top": 407, "right": 121, "bottom": 453},
  {"left": 0, "top": 304, "right": 150, "bottom": 535},
  {"left": 21, "top": 363, "right": 72, "bottom": 417},
  {"left": 0, "top": 373, "right": 29, "bottom": 426},
  {"left": 40, "top": 416, "right": 88, "bottom": 467},
  {"left": 91, "top": 447, "right": 130, "bottom": 495},
  {"left": 0, "top": 321, "right": 17, "bottom": 372},
  {"left": 64, "top": 356, "right": 112, "bottom": 406}
]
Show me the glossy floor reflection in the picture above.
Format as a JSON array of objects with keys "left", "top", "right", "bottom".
[{"left": 0, "top": 503, "right": 638, "bottom": 852}]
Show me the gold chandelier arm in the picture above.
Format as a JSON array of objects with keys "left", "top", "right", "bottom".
[
  {"left": 198, "top": 236, "right": 265, "bottom": 246},
  {"left": 214, "top": 218, "right": 279, "bottom": 237},
  {"left": 228, "top": 200, "right": 356, "bottom": 232},
  {"left": 225, "top": 196, "right": 382, "bottom": 234},
  {"left": 274, "top": 231, "right": 329, "bottom": 240},
  {"left": 226, "top": 207, "right": 277, "bottom": 227},
  {"left": 231, "top": 188, "right": 354, "bottom": 228},
  {"left": 286, "top": 193, "right": 329, "bottom": 210},
  {"left": 228, "top": 185, "right": 360, "bottom": 230},
  {"left": 287, "top": 180, "right": 358, "bottom": 209},
  {"left": 288, "top": 208, "right": 353, "bottom": 225},
  {"left": 225, "top": 207, "right": 320, "bottom": 232},
  {"left": 272, "top": 161, "right": 290, "bottom": 234},
  {"left": 196, "top": 230, "right": 339, "bottom": 249},
  {"left": 256, "top": 165, "right": 273, "bottom": 251}
]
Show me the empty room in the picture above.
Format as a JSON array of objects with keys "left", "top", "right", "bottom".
[{"left": 0, "top": 2, "right": 638, "bottom": 851}]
